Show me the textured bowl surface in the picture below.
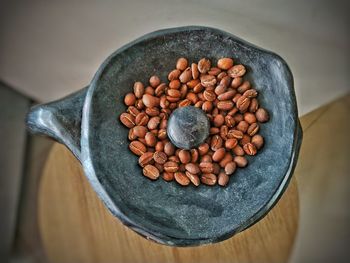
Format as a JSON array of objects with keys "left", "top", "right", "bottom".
[{"left": 81, "top": 26, "right": 302, "bottom": 246}]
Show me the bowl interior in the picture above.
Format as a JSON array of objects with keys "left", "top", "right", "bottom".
[{"left": 82, "top": 27, "right": 298, "bottom": 246}]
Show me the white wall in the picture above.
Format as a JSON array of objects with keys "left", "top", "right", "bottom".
[{"left": 0, "top": 0, "right": 349, "bottom": 115}]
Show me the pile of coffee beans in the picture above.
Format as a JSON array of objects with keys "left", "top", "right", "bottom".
[{"left": 119, "top": 57, "right": 269, "bottom": 186}]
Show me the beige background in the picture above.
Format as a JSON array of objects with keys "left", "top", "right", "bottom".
[{"left": 0, "top": 0, "right": 349, "bottom": 115}]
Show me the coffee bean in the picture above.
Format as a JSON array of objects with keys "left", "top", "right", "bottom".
[
  {"left": 234, "top": 156, "right": 248, "bottom": 167},
  {"left": 124, "top": 93, "right": 136, "bottom": 106},
  {"left": 198, "top": 143, "right": 209, "bottom": 155},
  {"left": 225, "top": 115, "right": 235, "bottom": 128},
  {"left": 201, "top": 173, "right": 217, "bottom": 185},
  {"left": 155, "top": 141, "right": 164, "bottom": 152},
  {"left": 240, "top": 134, "right": 251, "bottom": 146},
  {"left": 220, "top": 125, "right": 228, "bottom": 139},
  {"left": 155, "top": 83, "right": 167, "bottom": 96},
  {"left": 249, "top": 98, "right": 259, "bottom": 113},
  {"left": 217, "top": 72, "right": 228, "bottom": 81},
  {"left": 169, "top": 155, "right": 180, "bottom": 163},
  {"left": 187, "top": 79, "right": 200, "bottom": 89},
  {"left": 233, "top": 145, "right": 245, "bottom": 156},
  {"left": 133, "top": 82, "right": 144, "bottom": 99},
  {"left": 145, "top": 132, "right": 156, "bottom": 147},
  {"left": 244, "top": 112, "right": 257, "bottom": 124},
  {"left": 228, "top": 64, "right": 246, "bottom": 78},
  {"left": 217, "top": 90, "right": 236, "bottom": 100},
  {"left": 219, "top": 153, "right": 233, "bottom": 168},
  {"left": 211, "top": 135, "right": 223, "bottom": 151},
  {"left": 217, "top": 101, "right": 234, "bottom": 110},
  {"left": 193, "top": 83, "right": 204, "bottom": 93},
  {"left": 251, "top": 134, "right": 264, "bottom": 149},
  {"left": 180, "top": 84, "right": 188, "bottom": 98},
  {"left": 208, "top": 67, "right": 221, "bottom": 76},
  {"left": 174, "top": 172, "right": 190, "bottom": 186},
  {"left": 202, "top": 101, "right": 213, "bottom": 112},
  {"left": 164, "top": 142, "right": 175, "bottom": 156},
  {"left": 142, "top": 94, "right": 160, "bottom": 108},
  {"left": 133, "top": 126, "right": 147, "bottom": 138},
  {"left": 243, "top": 143, "right": 257, "bottom": 155},
  {"left": 212, "top": 148, "right": 226, "bottom": 162},
  {"left": 213, "top": 114, "right": 225, "bottom": 127},
  {"left": 236, "top": 121, "right": 249, "bottom": 133},
  {"left": 162, "top": 172, "right": 174, "bottom": 181},
  {"left": 201, "top": 75, "right": 217, "bottom": 88},
  {"left": 225, "top": 138, "right": 238, "bottom": 149},
  {"left": 143, "top": 164, "right": 160, "bottom": 180},
  {"left": 176, "top": 57, "right": 188, "bottom": 71},
  {"left": 127, "top": 106, "right": 140, "bottom": 117},
  {"left": 179, "top": 67, "right": 192, "bottom": 83},
  {"left": 145, "top": 107, "right": 159, "bottom": 117},
  {"left": 186, "top": 92, "right": 199, "bottom": 104},
  {"left": 164, "top": 161, "right": 179, "bottom": 172},
  {"left": 243, "top": 88, "right": 258, "bottom": 98},
  {"left": 153, "top": 151, "right": 168, "bottom": 164},
  {"left": 135, "top": 112, "right": 149, "bottom": 126},
  {"left": 231, "top": 77, "right": 243, "bottom": 88},
  {"left": 201, "top": 155, "right": 212, "bottom": 163},
  {"left": 256, "top": 108, "right": 270, "bottom": 123},
  {"left": 199, "top": 162, "right": 214, "bottom": 173},
  {"left": 237, "top": 80, "right": 251, "bottom": 94},
  {"left": 203, "top": 90, "right": 217, "bottom": 101},
  {"left": 198, "top": 58, "right": 211, "bottom": 73},
  {"left": 139, "top": 152, "right": 154, "bottom": 167},
  {"left": 185, "top": 171, "right": 200, "bottom": 186},
  {"left": 191, "top": 63, "right": 199, "bottom": 79},
  {"left": 237, "top": 96, "right": 251, "bottom": 112},
  {"left": 210, "top": 127, "right": 220, "bottom": 135},
  {"left": 218, "top": 172, "right": 229, "bottom": 186},
  {"left": 120, "top": 113, "right": 136, "bottom": 128},
  {"left": 129, "top": 141, "right": 146, "bottom": 156},
  {"left": 168, "top": 69, "right": 181, "bottom": 81},
  {"left": 215, "top": 84, "right": 227, "bottom": 95},
  {"left": 184, "top": 163, "right": 200, "bottom": 174},
  {"left": 178, "top": 150, "right": 191, "bottom": 164},
  {"left": 225, "top": 162, "right": 237, "bottom": 175},
  {"left": 145, "top": 86, "right": 155, "bottom": 95},
  {"left": 247, "top": 123, "right": 259, "bottom": 136},
  {"left": 227, "top": 129, "right": 243, "bottom": 139},
  {"left": 128, "top": 129, "right": 137, "bottom": 141},
  {"left": 217, "top": 58, "right": 234, "bottom": 70}
]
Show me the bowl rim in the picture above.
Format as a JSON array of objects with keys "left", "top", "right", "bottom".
[{"left": 80, "top": 25, "right": 303, "bottom": 246}]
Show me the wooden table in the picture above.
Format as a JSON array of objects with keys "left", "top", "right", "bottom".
[{"left": 38, "top": 143, "right": 299, "bottom": 263}]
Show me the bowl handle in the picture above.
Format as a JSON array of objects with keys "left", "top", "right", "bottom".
[{"left": 26, "top": 87, "right": 89, "bottom": 162}]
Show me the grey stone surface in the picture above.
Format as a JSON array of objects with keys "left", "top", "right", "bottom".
[
  {"left": 167, "top": 106, "right": 210, "bottom": 149},
  {"left": 26, "top": 26, "right": 302, "bottom": 246}
]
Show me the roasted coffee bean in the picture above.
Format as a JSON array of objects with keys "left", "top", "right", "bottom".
[
  {"left": 236, "top": 121, "right": 249, "bottom": 133},
  {"left": 149, "top": 75, "right": 161, "bottom": 88},
  {"left": 202, "top": 101, "right": 213, "bottom": 112},
  {"left": 210, "top": 127, "right": 220, "bottom": 134},
  {"left": 217, "top": 72, "right": 228, "bottom": 81},
  {"left": 145, "top": 132, "right": 156, "bottom": 147},
  {"left": 164, "top": 142, "right": 175, "bottom": 156},
  {"left": 249, "top": 98, "right": 259, "bottom": 113},
  {"left": 158, "top": 128, "right": 167, "bottom": 140},
  {"left": 169, "top": 79, "right": 181, "bottom": 89},
  {"left": 135, "top": 112, "right": 149, "bottom": 126},
  {"left": 185, "top": 163, "right": 200, "bottom": 174},
  {"left": 176, "top": 57, "right": 188, "bottom": 71},
  {"left": 199, "top": 162, "right": 214, "bottom": 173},
  {"left": 247, "top": 123, "right": 259, "bottom": 136},
  {"left": 133, "top": 82, "right": 144, "bottom": 99},
  {"left": 180, "top": 84, "right": 188, "bottom": 98},
  {"left": 164, "top": 161, "right": 179, "bottom": 172},
  {"left": 193, "top": 83, "right": 204, "bottom": 93},
  {"left": 225, "top": 115, "right": 235, "bottom": 128},
  {"left": 127, "top": 106, "right": 140, "bottom": 117},
  {"left": 208, "top": 67, "right": 221, "bottom": 76},
  {"left": 142, "top": 94, "right": 160, "bottom": 108},
  {"left": 217, "top": 100, "right": 234, "bottom": 110},
  {"left": 178, "top": 99, "right": 191, "bottom": 107},
  {"left": 217, "top": 58, "right": 234, "bottom": 70},
  {"left": 231, "top": 77, "right": 243, "bottom": 88},
  {"left": 145, "top": 107, "right": 159, "bottom": 117},
  {"left": 225, "top": 162, "right": 236, "bottom": 175},
  {"left": 215, "top": 84, "right": 227, "bottom": 95},
  {"left": 243, "top": 88, "right": 258, "bottom": 98},
  {"left": 243, "top": 143, "right": 257, "bottom": 155},
  {"left": 191, "top": 63, "right": 199, "bottom": 79},
  {"left": 167, "top": 89, "right": 181, "bottom": 98},
  {"left": 129, "top": 141, "right": 146, "bottom": 156},
  {"left": 240, "top": 134, "right": 251, "bottom": 146},
  {"left": 139, "top": 152, "right": 154, "bottom": 167},
  {"left": 225, "top": 138, "right": 238, "bottom": 149},
  {"left": 244, "top": 112, "right": 257, "bottom": 124},
  {"left": 159, "top": 119, "right": 167, "bottom": 129},
  {"left": 187, "top": 79, "right": 200, "bottom": 89},
  {"left": 233, "top": 145, "right": 245, "bottom": 156},
  {"left": 186, "top": 92, "right": 199, "bottom": 104},
  {"left": 213, "top": 163, "right": 221, "bottom": 175},
  {"left": 201, "top": 155, "right": 212, "bottom": 163},
  {"left": 169, "top": 155, "right": 180, "bottom": 163},
  {"left": 232, "top": 93, "right": 242, "bottom": 104},
  {"left": 212, "top": 148, "right": 226, "bottom": 162},
  {"left": 219, "top": 153, "right": 233, "bottom": 168},
  {"left": 168, "top": 69, "right": 181, "bottom": 81},
  {"left": 145, "top": 86, "right": 155, "bottom": 95},
  {"left": 211, "top": 135, "right": 223, "bottom": 151},
  {"left": 162, "top": 172, "right": 174, "bottom": 181},
  {"left": 220, "top": 125, "right": 228, "bottom": 139},
  {"left": 234, "top": 113, "right": 244, "bottom": 123},
  {"left": 228, "top": 64, "right": 246, "bottom": 78},
  {"left": 143, "top": 164, "right": 160, "bottom": 180},
  {"left": 198, "top": 143, "right": 210, "bottom": 155},
  {"left": 155, "top": 141, "right": 164, "bottom": 152},
  {"left": 198, "top": 58, "right": 211, "bottom": 73},
  {"left": 138, "top": 138, "right": 147, "bottom": 145},
  {"left": 153, "top": 151, "right": 168, "bottom": 164},
  {"left": 218, "top": 172, "right": 229, "bottom": 186},
  {"left": 124, "top": 93, "right": 136, "bottom": 106},
  {"left": 179, "top": 67, "right": 192, "bottom": 83},
  {"left": 251, "top": 134, "right": 264, "bottom": 149},
  {"left": 185, "top": 171, "right": 200, "bottom": 186},
  {"left": 201, "top": 75, "right": 217, "bottom": 88},
  {"left": 133, "top": 126, "right": 147, "bottom": 138},
  {"left": 179, "top": 150, "right": 191, "bottom": 164},
  {"left": 201, "top": 173, "right": 217, "bottom": 185},
  {"left": 203, "top": 90, "right": 216, "bottom": 101},
  {"left": 217, "top": 90, "right": 236, "bottom": 100},
  {"left": 190, "top": 149, "right": 199, "bottom": 163},
  {"left": 120, "top": 113, "right": 136, "bottom": 128},
  {"left": 174, "top": 172, "right": 190, "bottom": 186},
  {"left": 227, "top": 129, "right": 243, "bottom": 139},
  {"left": 256, "top": 108, "right": 270, "bottom": 122},
  {"left": 147, "top": 116, "right": 160, "bottom": 130},
  {"left": 128, "top": 129, "right": 137, "bottom": 141},
  {"left": 237, "top": 96, "right": 251, "bottom": 112},
  {"left": 155, "top": 83, "right": 167, "bottom": 96},
  {"left": 237, "top": 80, "right": 251, "bottom": 94},
  {"left": 213, "top": 114, "right": 225, "bottom": 127},
  {"left": 234, "top": 156, "right": 248, "bottom": 167}
]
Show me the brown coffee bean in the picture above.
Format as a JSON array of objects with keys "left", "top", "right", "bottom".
[
  {"left": 145, "top": 132, "right": 156, "bottom": 147},
  {"left": 169, "top": 79, "right": 181, "bottom": 89},
  {"left": 249, "top": 98, "right": 259, "bottom": 113},
  {"left": 233, "top": 114, "right": 243, "bottom": 123},
  {"left": 129, "top": 141, "right": 146, "bottom": 156},
  {"left": 193, "top": 83, "right": 204, "bottom": 93},
  {"left": 179, "top": 67, "right": 192, "bottom": 83},
  {"left": 198, "top": 143, "right": 209, "bottom": 155},
  {"left": 164, "top": 142, "right": 175, "bottom": 156},
  {"left": 167, "top": 96, "right": 180, "bottom": 103},
  {"left": 228, "top": 64, "right": 246, "bottom": 78},
  {"left": 212, "top": 148, "right": 226, "bottom": 162},
  {"left": 135, "top": 99, "right": 144, "bottom": 110},
  {"left": 215, "top": 84, "right": 227, "bottom": 95},
  {"left": 243, "top": 88, "right": 258, "bottom": 98},
  {"left": 128, "top": 129, "right": 137, "bottom": 141},
  {"left": 153, "top": 151, "right": 168, "bottom": 164},
  {"left": 199, "top": 162, "right": 214, "bottom": 173},
  {"left": 203, "top": 90, "right": 216, "bottom": 101},
  {"left": 233, "top": 145, "right": 245, "bottom": 156},
  {"left": 190, "top": 63, "right": 199, "bottom": 79},
  {"left": 217, "top": 101, "right": 234, "bottom": 110},
  {"left": 167, "top": 89, "right": 181, "bottom": 98},
  {"left": 202, "top": 101, "right": 213, "bottom": 112},
  {"left": 185, "top": 171, "right": 200, "bottom": 186},
  {"left": 225, "top": 115, "right": 235, "bottom": 128},
  {"left": 251, "top": 134, "right": 264, "bottom": 149},
  {"left": 174, "top": 172, "right": 190, "bottom": 186},
  {"left": 236, "top": 121, "right": 249, "bottom": 133},
  {"left": 227, "top": 107, "right": 239, "bottom": 116},
  {"left": 145, "top": 107, "right": 159, "bottom": 117},
  {"left": 178, "top": 99, "right": 191, "bottom": 107},
  {"left": 180, "top": 84, "right": 188, "bottom": 98},
  {"left": 143, "top": 164, "right": 160, "bottom": 180},
  {"left": 256, "top": 108, "right": 270, "bottom": 122},
  {"left": 225, "top": 138, "right": 238, "bottom": 149},
  {"left": 240, "top": 134, "right": 251, "bottom": 146},
  {"left": 159, "top": 119, "right": 167, "bottom": 129},
  {"left": 176, "top": 57, "right": 188, "bottom": 71},
  {"left": 217, "top": 90, "right": 236, "bottom": 100},
  {"left": 237, "top": 96, "right": 251, "bottom": 113},
  {"left": 208, "top": 67, "right": 221, "bottom": 76},
  {"left": 155, "top": 141, "right": 164, "bottom": 152},
  {"left": 164, "top": 161, "right": 179, "bottom": 172},
  {"left": 243, "top": 143, "right": 257, "bottom": 155},
  {"left": 145, "top": 86, "right": 155, "bottom": 95},
  {"left": 211, "top": 135, "right": 223, "bottom": 151},
  {"left": 213, "top": 114, "right": 225, "bottom": 127},
  {"left": 194, "top": 101, "right": 203, "bottom": 108},
  {"left": 225, "top": 162, "right": 237, "bottom": 175},
  {"left": 162, "top": 172, "right": 174, "bottom": 181},
  {"left": 237, "top": 80, "right": 251, "bottom": 94},
  {"left": 201, "top": 75, "right": 217, "bottom": 88},
  {"left": 168, "top": 69, "right": 181, "bottom": 81},
  {"left": 189, "top": 149, "right": 198, "bottom": 163},
  {"left": 127, "top": 106, "right": 140, "bottom": 117},
  {"left": 201, "top": 155, "right": 212, "bottom": 163},
  {"left": 169, "top": 155, "right": 180, "bottom": 163},
  {"left": 155, "top": 83, "right": 167, "bottom": 97},
  {"left": 178, "top": 150, "right": 191, "bottom": 164},
  {"left": 187, "top": 79, "right": 200, "bottom": 89},
  {"left": 150, "top": 129, "right": 158, "bottom": 137},
  {"left": 234, "top": 156, "right": 248, "bottom": 167},
  {"left": 133, "top": 82, "right": 144, "bottom": 99},
  {"left": 201, "top": 173, "right": 217, "bottom": 185},
  {"left": 149, "top": 76, "right": 160, "bottom": 88},
  {"left": 133, "top": 126, "right": 147, "bottom": 138},
  {"left": 147, "top": 116, "right": 160, "bottom": 130},
  {"left": 124, "top": 93, "right": 136, "bottom": 106},
  {"left": 220, "top": 125, "right": 228, "bottom": 139},
  {"left": 218, "top": 172, "right": 229, "bottom": 186},
  {"left": 210, "top": 127, "right": 220, "bottom": 135},
  {"left": 197, "top": 92, "right": 205, "bottom": 101},
  {"left": 231, "top": 77, "right": 243, "bottom": 88},
  {"left": 135, "top": 112, "right": 149, "bottom": 126},
  {"left": 219, "top": 153, "right": 233, "bottom": 168},
  {"left": 232, "top": 94, "right": 242, "bottom": 104},
  {"left": 198, "top": 58, "right": 211, "bottom": 73},
  {"left": 139, "top": 152, "right": 154, "bottom": 167},
  {"left": 120, "top": 113, "right": 136, "bottom": 128},
  {"left": 244, "top": 112, "right": 257, "bottom": 124},
  {"left": 217, "top": 72, "right": 228, "bottom": 81},
  {"left": 217, "top": 58, "right": 234, "bottom": 70},
  {"left": 219, "top": 75, "right": 231, "bottom": 87},
  {"left": 227, "top": 129, "right": 243, "bottom": 139},
  {"left": 247, "top": 123, "right": 259, "bottom": 136},
  {"left": 158, "top": 129, "right": 167, "bottom": 140},
  {"left": 142, "top": 94, "right": 160, "bottom": 108},
  {"left": 186, "top": 92, "right": 199, "bottom": 104},
  {"left": 185, "top": 163, "right": 200, "bottom": 174}
]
